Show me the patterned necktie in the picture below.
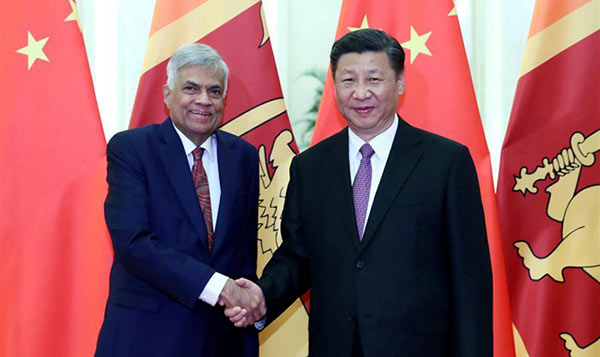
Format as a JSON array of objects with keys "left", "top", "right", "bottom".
[
  {"left": 192, "top": 147, "right": 213, "bottom": 251},
  {"left": 353, "top": 143, "right": 375, "bottom": 240}
]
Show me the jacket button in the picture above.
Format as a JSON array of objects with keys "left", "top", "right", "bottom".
[
  {"left": 355, "top": 261, "right": 364, "bottom": 269},
  {"left": 347, "top": 314, "right": 354, "bottom": 322}
]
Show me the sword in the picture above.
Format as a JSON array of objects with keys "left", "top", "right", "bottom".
[{"left": 513, "top": 130, "right": 600, "bottom": 195}]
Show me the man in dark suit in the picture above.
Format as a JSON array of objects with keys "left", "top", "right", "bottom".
[
  {"left": 228, "top": 29, "right": 493, "bottom": 356},
  {"left": 95, "top": 43, "right": 261, "bottom": 357}
]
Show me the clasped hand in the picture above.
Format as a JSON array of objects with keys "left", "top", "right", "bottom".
[{"left": 219, "top": 278, "right": 266, "bottom": 328}]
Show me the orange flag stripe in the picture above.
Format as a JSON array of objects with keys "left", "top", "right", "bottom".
[
  {"left": 150, "top": 0, "right": 209, "bottom": 35},
  {"left": 520, "top": 0, "right": 599, "bottom": 76},
  {"left": 142, "top": 0, "right": 259, "bottom": 73},
  {"left": 528, "top": 0, "right": 591, "bottom": 37}
]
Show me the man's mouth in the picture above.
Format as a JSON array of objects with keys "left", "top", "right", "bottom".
[
  {"left": 352, "top": 106, "right": 374, "bottom": 115},
  {"left": 190, "top": 110, "right": 211, "bottom": 117}
]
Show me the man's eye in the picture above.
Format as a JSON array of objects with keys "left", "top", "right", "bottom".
[
  {"left": 342, "top": 78, "right": 354, "bottom": 83},
  {"left": 369, "top": 77, "right": 381, "bottom": 82},
  {"left": 183, "top": 86, "right": 196, "bottom": 93},
  {"left": 209, "top": 89, "right": 223, "bottom": 97}
]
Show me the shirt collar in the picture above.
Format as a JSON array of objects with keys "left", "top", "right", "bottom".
[
  {"left": 171, "top": 121, "right": 217, "bottom": 159},
  {"left": 348, "top": 115, "right": 398, "bottom": 161}
]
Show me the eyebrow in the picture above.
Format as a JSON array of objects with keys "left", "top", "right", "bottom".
[
  {"left": 339, "top": 68, "right": 382, "bottom": 75},
  {"left": 182, "top": 80, "right": 198, "bottom": 87},
  {"left": 183, "top": 80, "right": 223, "bottom": 89}
]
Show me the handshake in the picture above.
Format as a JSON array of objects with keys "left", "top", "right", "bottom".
[{"left": 218, "top": 278, "right": 266, "bottom": 328}]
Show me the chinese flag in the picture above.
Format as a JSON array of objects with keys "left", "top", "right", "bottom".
[
  {"left": 0, "top": 1, "right": 112, "bottom": 356},
  {"left": 130, "top": 0, "right": 307, "bottom": 355},
  {"left": 313, "top": 1, "right": 515, "bottom": 356},
  {"left": 497, "top": 0, "right": 600, "bottom": 356}
]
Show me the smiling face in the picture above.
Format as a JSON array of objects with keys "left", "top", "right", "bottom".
[
  {"left": 333, "top": 51, "right": 405, "bottom": 142},
  {"left": 163, "top": 64, "right": 225, "bottom": 146}
]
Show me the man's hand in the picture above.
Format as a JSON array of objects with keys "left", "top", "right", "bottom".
[{"left": 219, "top": 278, "right": 265, "bottom": 327}]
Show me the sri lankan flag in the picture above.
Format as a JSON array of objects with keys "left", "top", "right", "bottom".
[
  {"left": 313, "top": 1, "right": 515, "bottom": 356},
  {"left": 497, "top": 0, "right": 599, "bottom": 356},
  {"left": 130, "top": 0, "right": 308, "bottom": 355}
]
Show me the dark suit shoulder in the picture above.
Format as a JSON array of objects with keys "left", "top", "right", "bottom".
[
  {"left": 216, "top": 129, "right": 258, "bottom": 155},
  {"left": 405, "top": 120, "right": 464, "bottom": 146},
  {"left": 107, "top": 122, "right": 162, "bottom": 147},
  {"left": 295, "top": 127, "right": 347, "bottom": 162},
  {"left": 402, "top": 122, "right": 469, "bottom": 157}
]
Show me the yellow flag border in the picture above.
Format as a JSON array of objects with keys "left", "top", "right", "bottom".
[
  {"left": 220, "top": 98, "right": 286, "bottom": 137},
  {"left": 520, "top": 0, "right": 599, "bottom": 77},
  {"left": 142, "top": 0, "right": 260, "bottom": 73}
]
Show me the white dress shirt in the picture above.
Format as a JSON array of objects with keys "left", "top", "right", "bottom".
[
  {"left": 348, "top": 116, "right": 398, "bottom": 225},
  {"left": 172, "top": 123, "right": 227, "bottom": 306}
]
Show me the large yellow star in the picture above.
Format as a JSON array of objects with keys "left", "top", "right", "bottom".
[
  {"left": 16, "top": 31, "right": 50, "bottom": 70},
  {"left": 348, "top": 15, "right": 369, "bottom": 31},
  {"left": 65, "top": 0, "right": 82, "bottom": 30},
  {"left": 401, "top": 26, "right": 432, "bottom": 64}
]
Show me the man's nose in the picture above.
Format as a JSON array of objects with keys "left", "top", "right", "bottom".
[
  {"left": 194, "top": 90, "right": 211, "bottom": 105},
  {"left": 352, "top": 82, "right": 371, "bottom": 99}
]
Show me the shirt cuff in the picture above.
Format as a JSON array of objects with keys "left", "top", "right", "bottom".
[
  {"left": 254, "top": 316, "right": 267, "bottom": 331},
  {"left": 198, "top": 272, "right": 228, "bottom": 306}
]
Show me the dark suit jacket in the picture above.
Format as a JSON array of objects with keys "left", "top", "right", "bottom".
[
  {"left": 95, "top": 119, "right": 259, "bottom": 357},
  {"left": 258, "top": 118, "right": 492, "bottom": 357}
]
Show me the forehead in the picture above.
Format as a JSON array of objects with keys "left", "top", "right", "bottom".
[
  {"left": 176, "top": 64, "right": 225, "bottom": 86},
  {"left": 335, "top": 51, "right": 392, "bottom": 75}
]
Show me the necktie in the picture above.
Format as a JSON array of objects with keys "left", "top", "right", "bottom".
[
  {"left": 353, "top": 143, "right": 375, "bottom": 240},
  {"left": 192, "top": 147, "right": 213, "bottom": 251}
]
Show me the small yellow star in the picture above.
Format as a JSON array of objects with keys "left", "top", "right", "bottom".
[
  {"left": 401, "top": 26, "right": 432, "bottom": 64},
  {"left": 65, "top": 0, "right": 82, "bottom": 30},
  {"left": 348, "top": 15, "right": 369, "bottom": 31},
  {"left": 16, "top": 31, "right": 50, "bottom": 70}
]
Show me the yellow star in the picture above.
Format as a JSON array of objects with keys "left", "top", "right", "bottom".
[
  {"left": 401, "top": 26, "right": 432, "bottom": 64},
  {"left": 65, "top": 0, "right": 82, "bottom": 30},
  {"left": 16, "top": 31, "right": 50, "bottom": 70},
  {"left": 348, "top": 15, "right": 369, "bottom": 31}
]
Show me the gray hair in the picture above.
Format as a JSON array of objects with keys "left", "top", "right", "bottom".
[{"left": 166, "top": 43, "right": 229, "bottom": 95}]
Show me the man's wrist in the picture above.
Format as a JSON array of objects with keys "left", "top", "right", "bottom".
[{"left": 199, "top": 272, "right": 229, "bottom": 306}]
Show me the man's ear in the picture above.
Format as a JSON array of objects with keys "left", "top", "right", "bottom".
[
  {"left": 397, "top": 72, "right": 406, "bottom": 95},
  {"left": 162, "top": 84, "right": 171, "bottom": 106},
  {"left": 333, "top": 79, "right": 339, "bottom": 101}
]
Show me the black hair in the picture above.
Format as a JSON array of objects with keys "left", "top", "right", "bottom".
[{"left": 330, "top": 29, "right": 405, "bottom": 78}]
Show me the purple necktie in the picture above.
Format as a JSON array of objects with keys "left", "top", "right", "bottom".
[
  {"left": 353, "top": 143, "right": 375, "bottom": 240},
  {"left": 192, "top": 147, "right": 214, "bottom": 251}
]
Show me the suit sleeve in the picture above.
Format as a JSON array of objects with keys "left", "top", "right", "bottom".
[
  {"left": 243, "top": 152, "right": 259, "bottom": 281},
  {"left": 257, "top": 156, "right": 311, "bottom": 324},
  {"left": 105, "top": 133, "right": 216, "bottom": 309},
  {"left": 445, "top": 145, "right": 493, "bottom": 356}
]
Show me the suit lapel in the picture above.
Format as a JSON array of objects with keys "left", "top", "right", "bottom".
[
  {"left": 157, "top": 119, "right": 209, "bottom": 248},
  {"left": 321, "top": 129, "right": 362, "bottom": 249},
  {"left": 211, "top": 130, "right": 234, "bottom": 254},
  {"left": 359, "top": 119, "right": 424, "bottom": 251}
]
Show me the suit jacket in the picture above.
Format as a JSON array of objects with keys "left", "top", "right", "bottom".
[
  {"left": 258, "top": 118, "right": 492, "bottom": 357},
  {"left": 95, "top": 119, "right": 259, "bottom": 357}
]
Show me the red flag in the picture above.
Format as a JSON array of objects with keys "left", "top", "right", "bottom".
[
  {"left": 0, "top": 1, "right": 112, "bottom": 356},
  {"left": 313, "top": 1, "right": 515, "bottom": 356},
  {"left": 130, "top": 0, "right": 308, "bottom": 355},
  {"left": 498, "top": 0, "right": 600, "bottom": 356}
]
